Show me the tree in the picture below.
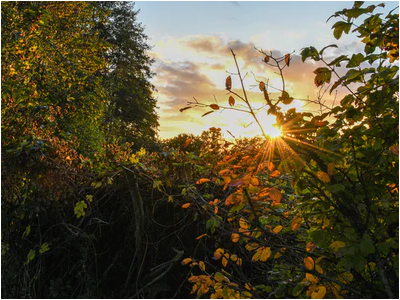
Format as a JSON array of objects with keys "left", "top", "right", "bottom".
[{"left": 96, "top": 1, "right": 159, "bottom": 149}]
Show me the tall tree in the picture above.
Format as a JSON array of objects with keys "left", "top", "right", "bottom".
[{"left": 97, "top": 1, "right": 159, "bottom": 149}]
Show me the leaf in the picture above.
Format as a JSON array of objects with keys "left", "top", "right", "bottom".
[
  {"left": 181, "top": 203, "right": 191, "bottom": 209},
  {"left": 332, "top": 21, "right": 352, "bottom": 40},
  {"left": 196, "top": 233, "right": 207, "bottom": 240},
  {"left": 330, "top": 240, "right": 346, "bottom": 251},
  {"left": 304, "top": 256, "right": 315, "bottom": 270},
  {"left": 231, "top": 233, "right": 240, "bottom": 243},
  {"left": 269, "top": 188, "right": 282, "bottom": 203},
  {"left": 311, "top": 285, "right": 326, "bottom": 299},
  {"left": 222, "top": 257, "right": 228, "bottom": 267},
  {"left": 319, "top": 44, "right": 338, "bottom": 55},
  {"left": 339, "top": 271, "right": 353, "bottom": 283},
  {"left": 225, "top": 76, "right": 232, "bottom": 90},
  {"left": 213, "top": 248, "right": 225, "bottom": 260},
  {"left": 264, "top": 55, "right": 270, "bottom": 63},
  {"left": 210, "top": 104, "right": 220, "bottom": 110},
  {"left": 199, "top": 260, "right": 206, "bottom": 271},
  {"left": 273, "top": 225, "right": 283, "bottom": 234},
  {"left": 260, "top": 247, "right": 272, "bottom": 261},
  {"left": 228, "top": 96, "right": 235, "bottom": 107},
  {"left": 250, "top": 176, "right": 259, "bottom": 186},
  {"left": 317, "top": 171, "right": 331, "bottom": 183},
  {"left": 306, "top": 241, "right": 317, "bottom": 252},
  {"left": 39, "top": 243, "right": 50, "bottom": 254},
  {"left": 180, "top": 106, "right": 192, "bottom": 112},
  {"left": 291, "top": 215, "right": 302, "bottom": 231},
  {"left": 196, "top": 178, "right": 211, "bottom": 184},
  {"left": 293, "top": 283, "right": 304, "bottom": 296},
  {"left": 239, "top": 218, "right": 249, "bottom": 229},
  {"left": 229, "top": 179, "right": 244, "bottom": 187},
  {"left": 202, "top": 111, "right": 214, "bottom": 117},
  {"left": 26, "top": 249, "right": 36, "bottom": 264},
  {"left": 285, "top": 54, "right": 290, "bottom": 66},
  {"left": 214, "top": 272, "right": 226, "bottom": 283},
  {"left": 279, "top": 91, "right": 294, "bottom": 105},
  {"left": 390, "top": 144, "right": 399, "bottom": 156},
  {"left": 181, "top": 258, "right": 193, "bottom": 265},
  {"left": 251, "top": 248, "right": 263, "bottom": 261},
  {"left": 313, "top": 67, "right": 332, "bottom": 87},
  {"left": 259, "top": 81, "right": 265, "bottom": 91},
  {"left": 327, "top": 162, "right": 335, "bottom": 176}
]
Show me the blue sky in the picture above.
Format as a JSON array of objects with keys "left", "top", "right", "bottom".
[{"left": 133, "top": 1, "right": 399, "bottom": 138}]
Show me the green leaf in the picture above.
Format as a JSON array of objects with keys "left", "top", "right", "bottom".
[
  {"left": 346, "top": 53, "right": 365, "bottom": 68},
  {"left": 332, "top": 21, "right": 352, "bottom": 40},
  {"left": 328, "top": 55, "right": 349, "bottom": 67},
  {"left": 313, "top": 67, "right": 332, "bottom": 87},
  {"left": 26, "top": 249, "right": 36, "bottom": 264},
  {"left": 39, "top": 242, "right": 50, "bottom": 254},
  {"left": 301, "top": 46, "right": 320, "bottom": 62},
  {"left": 292, "top": 283, "right": 304, "bottom": 296}
]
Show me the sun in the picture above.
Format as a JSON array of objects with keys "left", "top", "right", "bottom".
[{"left": 266, "top": 124, "right": 283, "bottom": 139}]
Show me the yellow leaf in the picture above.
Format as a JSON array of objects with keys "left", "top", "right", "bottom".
[
  {"left": 181, "top": 258, "right": 192, "bottom": 265},
  {"left": 291, "top": 215, "right": 303, "bottom": 231},
  {"left": 219, "top": 169, "right": 231, "bottom": 176},
  {"left": 229, "top": 96, "right": 235, "bottom": 107},
  {"left": 222, "top": 257, "right": 228, "bottom": 267},
  {"left": 259, "top": 81, "right": 265, "bottom": 91},
  {"left": 316, "top": 264, "right": 325, "bottom": 275},
  {"left": 306, "top": 241, "right": 316, "bottom": 252},
  {"left": 327, "top": 162, "right": 335, "bottom": 176},
  {"left": 250, "top": 176, "right": 260, "bottom": 186},
  {"left": 181, "top": 203, "right": 191, "bottom": 209},
  {"left": 330, "top": 241, "right": 346, "bottom": 251},
  {"left": 269, "top": 188, "right": 282, "bottom": 203},
  {"left": 260, "top": 247, "right": 272, "bottom": 262},
  {"left": 214, "top": 272, "right": 225, "bottom": 283},
  {"left": 285, "top": 53, "right": 291, "bottom": 66},
  {"left": 213, "top": 248, "right": 224, "bottom": 260},
  {"left": 168, "top": 195, "right": 173, "bottom": 203},
  {"left": 199, "top": 261, "right": 206, "bottom": 271},
  {"left": 339, "top": 271, "right": 353, "bottom": 283},
  {"left": 196, "top": 178, "right": 211, "bottom": 184},
  {"left": 245, "top": 243, "right": 259, "bottom": 251},
  {"left": 231, "top": 233, "right": 240, "bottom": 243},
  {"left": 273, "top": 225, "right": 283, "bottom": 234},
  {"left": 195, "top": 233, "right": 207, "bottom": 240},
  {"left": 226, "top": 76, "right": 232, "bottom": 90},
  {"left": 239, "top": 218, "right": 249, "bottom": 230},
  {"left": 236, "top": 258, "right": 242, "bottom": 265},
  {"left": 230, "top": 254, "right": 238, "bottom": 262},
  {"left": 317, "top": 171, "right": 330, "bottom": 183},
  {"left": 311, "top": 285, "right": 326, "bottom": 299},
  {"left": 305, "top": 273, "right": 319, "bottom": 284},
  {"left": 304, "top": 256, "right": 315, "bottom": 270},
  {"left": 251, "top": 248, "right": 263, "bottom": 261},
  {"left": 274, "top": 252, "right": 282, "bottom": 259}
]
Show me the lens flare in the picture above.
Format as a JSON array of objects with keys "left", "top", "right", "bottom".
[{"left": 266, "top": 125, "right": 282, "bottom": 139}]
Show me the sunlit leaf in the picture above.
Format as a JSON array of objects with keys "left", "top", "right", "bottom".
[
  {"left": 202, "top": 111, "right": 214, "bottom": 117},
  {"left": 180, "top": 106, "right": 192, "bottom": 112},
  {"left": 269, "top": 188, "right": 282, "bottom": 203},
  {"left": 311, "top": 285, "right": 326, "bottom": 299},
  {"left": 181, "top": 258, "right": 193, "bottom": 265},
  {"left": 230, "top": 254, "right": 238, "bottom": 262},
  {"left": 225, "top": 76, "right": 232, "bottom": 90},
  {"left": 273, "top": 225, "right": 283, "bottom": 234},
  {"left": 210, "top": 104, "right": 220, "bottom": 110},
  {"left": 213, "top": 248, "right": 225, "bottom": 260},
  {"left": 222, "top": 256, "right": 228, "bottom": 267},
  {"left": 181, "top": 203, "right": 191, "bottom": 209},
  {"left": 285, "top": 54, "right": 291, "bottom": 66},
  {"left": 239, "top": 218, "right": 249, "bottom": 229},
  {"left": 196, "top": 178, "right": 211, "bottom": 184},
  {"left": 317, "top": 171, "right": 330, "bottom": 183},
  {"left": 260, "top": 247, "right": 271, "bottom": 261},
  {"left": 251, "top": 248, "right": 263, "bottom": 261},
  {"left": 304, "top": 256, "right": 315, "bottom": 270},
  {"left": 231, "top": 233, "right": 240, "bottom": 243},
  {"left": 306, "top": 241, "right": 317, "bottom": 252},
  {"left": 195, "top": 233, "right": 207, "bottom": 240},
  {"left": 199, "top": 260, "right": 206, "bottom": 271},
  {"left": 229, "top": 96, "right": 235, "bottom": 107}
]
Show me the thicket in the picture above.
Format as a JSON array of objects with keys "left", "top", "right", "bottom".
[{"left": 1, "top": 1, "right": 398, "bottom": 299}]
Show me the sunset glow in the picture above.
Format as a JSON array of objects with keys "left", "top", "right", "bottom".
[{"left": 133, "top": 1, "right": 399, "bottom": 139}]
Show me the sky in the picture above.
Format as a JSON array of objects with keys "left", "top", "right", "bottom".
[{"left": 134, "top": 1, "right": 399, "bottom": 139}]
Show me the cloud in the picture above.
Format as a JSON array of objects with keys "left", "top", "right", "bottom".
[{"left": 152, "top": 34, "right": 344, "bottom": 138}]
